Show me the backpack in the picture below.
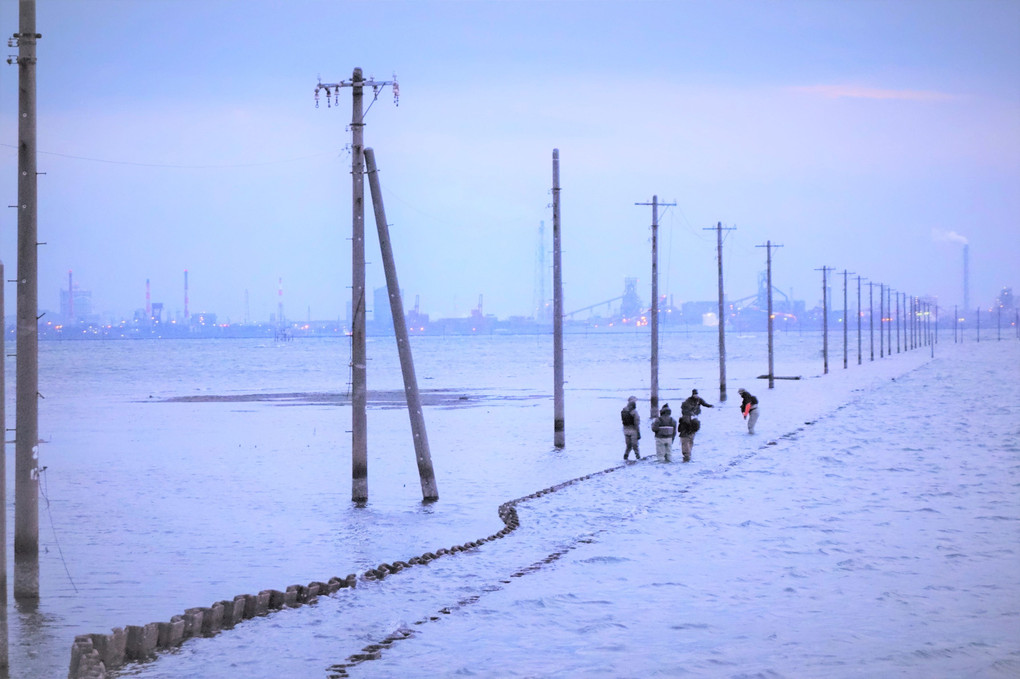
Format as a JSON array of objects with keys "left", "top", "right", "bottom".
[{"left": 621, "top": 408, "right": 635, "bottom": 427}]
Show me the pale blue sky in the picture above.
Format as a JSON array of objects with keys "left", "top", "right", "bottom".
[{"left": 1, "top": 0, "right": 1017, "bottom": 323}]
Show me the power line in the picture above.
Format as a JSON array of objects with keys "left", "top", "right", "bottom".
[{"left": 0, "top": 143, "right": 333, "bottom": 169}]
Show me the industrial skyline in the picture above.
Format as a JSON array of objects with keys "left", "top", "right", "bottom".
[{"left": 0, "top": 1, "right": 1016, "bottom": 326}]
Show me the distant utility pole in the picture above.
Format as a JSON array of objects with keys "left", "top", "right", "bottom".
[
  {"left": 887, "top": 286, "right": 893, "bottom": 354},
  {"left": 705, "top": 222, "right": 735, "bottom": 401},
  {"left": 841, "top": 269, "right": 854, "bottom": 369},
  {"left": 552, "top": 150, "right": 564, "bottom": 448},
  {"left": 868, "top": 281, "right": 875, "bottom": 361},
  {"left": 895, "top": 291, "right": 902, "bottom": 354},
  {"left": 12, "top": 0, "right": 40, "bottom": 601},
  {"left": 856, "top": 275, "right": 863, "bottom": 365},
  {"left": 816, "top": 266, "right": 833, "bottom": 374},
  {"left": 315, "top": 67, "right": 397, "bottom": 503},
  {"left": 758, "top": 242, "right": 782, "bottom": 388},
  {"left": 636, "top": 196, "right": 676, "bottom": 419}
]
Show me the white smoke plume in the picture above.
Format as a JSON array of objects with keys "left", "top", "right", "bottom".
[{"left": 932, "top": 228, "right": 968, "bottom": 245}]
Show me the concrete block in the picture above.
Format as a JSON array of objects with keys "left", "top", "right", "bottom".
[
  {"left": 267, "top": 589, "right": 286, "bottom": 610},
  {"left": 69, "top": 635, "right": 94, "bottom": 679},
  {"left": 345, "top": 574, "right": 357, "bottom": 588},
  {"left": 286, "top": 584, "right": 307, "bottom": 604},
  {"left": 157, "top": 618, "right": 186, "bottom": 648},
  {"left": 224, "top": 596, "right": 246, "bottom": 626},
  {"left": 254, "top": 590, "right": 271, "bottom": 616},
  {"left": 201, "top": 603, "right": 224, "bottom": 635},
  {"left": 183, "top": 608, "right": 205, "bottom": 639},
  {"left": 89, "top": 628, "right": 126, "bottom": 669},
  {"left": 124, "top": 623, "right": 159, "bottom": 660},
  {"left": 306, "top": 582, "right": 321, "bottom": 600},
  {"left": 241, "top": 593, "right": 257, "bottom": 619}
]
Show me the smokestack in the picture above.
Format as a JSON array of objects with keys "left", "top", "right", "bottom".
[
  {"left": 68, "top": 270, "right": 73, "bottom": 320},
  {"left": 184, "top": 270, "right": 190, "bottom": 320},
  {"left": 145, "top": 278, "right": 151, "bottom": 317},
  {"left": 963, "top": 244, "right": 970, "bottom": 311},
  {"left": 278, "top": 277, "right": 284, "bottom": 325}
]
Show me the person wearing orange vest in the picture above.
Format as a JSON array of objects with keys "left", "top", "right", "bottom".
[{"left": 737, "top": 388, "right": 759, "bottom": 434}]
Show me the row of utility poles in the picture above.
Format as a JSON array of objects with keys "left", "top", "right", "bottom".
[{"left": 815, "top": 269, "right": 941, "bottom": 374}]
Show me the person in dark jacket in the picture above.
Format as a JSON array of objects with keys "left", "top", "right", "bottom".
[
  {"left": 621, "top": 396, "right": 641, "bottom": 460},
  {"left": 676, "top": 413, "right": 701, "bottom": 462},
  {"left": 650, "top": 403, "right": 677, "bottom": 462},
  {"left": 737, "top": 388, "right": 759, "bottom": 434},
  {"left": 680, "top": 389, "right": 713, "bottom": 420}
]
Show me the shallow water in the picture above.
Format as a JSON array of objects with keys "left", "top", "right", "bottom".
[{"left": 4, "top": 330, "right": 1018, "bottom": 678}]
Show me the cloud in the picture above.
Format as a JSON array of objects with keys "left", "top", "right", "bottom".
[
  {"left": 932, "top": 228, "right": 969, "bottom": 245},
  {"left": 790, "top": 85, "right": 957, "bottom": 102}
]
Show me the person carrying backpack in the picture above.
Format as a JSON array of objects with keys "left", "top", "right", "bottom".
[
  {"left": 650, "top": 403, "right": 677, "bottom": 462},
  {"left": 621, "top": 396, "right": 641, "bottom": 460}
]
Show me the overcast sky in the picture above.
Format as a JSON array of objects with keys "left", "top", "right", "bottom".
[{"left": 0, "top": 0, "right": 1016, "bottom": 323}]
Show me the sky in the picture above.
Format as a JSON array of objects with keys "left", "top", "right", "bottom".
[{"left": 0, "top": 0, "right": 1017, "bottom": 323}]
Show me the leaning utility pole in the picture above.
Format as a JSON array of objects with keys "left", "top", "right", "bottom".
[
  {"left": 13, "top": 0, "right": 40, "bottom": 601},
  {"left": 364, "top": 148, "right": 438, "bottom": 500},
  {"left": 758, "top": 242, "right": 782, "bottom": 388},
  {"left": 636, "top": 196, "right": 675, "bottom": 419},
  {"left": 705, "top": 222, "right": 735, "bottom": 401},
  {"left": 816, "top": 266, "right": 833, "bottom": 374},
  {"left": 315, "top": 68, "right": 397, "bottom": 503},
  {"left": 552, "top": 149, "right": 564, "bottom": 448}
]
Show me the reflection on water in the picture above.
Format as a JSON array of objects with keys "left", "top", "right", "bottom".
[{"left": 8, "top": 332, "right": 1003, "bottom": 678}]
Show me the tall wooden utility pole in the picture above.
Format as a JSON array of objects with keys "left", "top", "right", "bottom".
[
  {"left": 364, "top": 148, "right": 438, "bottom": 500},
  {"left": 636, "top": 196, "right": 675, "bottom": 420},
  {"left": 758, "top": 242, "right": 782, "bottom": 388},
  {"left": 705, "top": 222, "right": 735, "bottom": 401},
  {"left": 1, "top": 261, "right": 7, "bottom": 670},
  {"left": 816, "top": 266, "right": 833, "bottom": 374},
  {"left": 14, "top": 0, "right": 40, "bottom": 601},
  {"left": 315, "top": 68, "right": 397, "bottom": 503},
  {"left": 552, "top": 149, "right": 564, "bottom": 448}
]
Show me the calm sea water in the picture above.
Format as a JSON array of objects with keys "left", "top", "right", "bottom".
[{"left": 5, "top": 328, "right": 1016, "bottom": 678}]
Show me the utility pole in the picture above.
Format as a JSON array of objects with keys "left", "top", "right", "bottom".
[
  {"left": 705, "top": 222, "right": 735, "bottom": 401},
  {"left": 315, "top": 68, "right": 397, "bottom": 503},
  {"left": 364, "top": 148, "right": 438, "bottom": 501},
  {"left": 758, "top": 242, "right": 782, "bottom": 388},
  {"left": 887, "top": 286, "right": 893, "bottom": 354},
  {"left": 13, "top": 0, "right": 40, "bottom": 601},
  {"left": 868, "top": 281, "right": 875, "bottom": 361},
  {"left": 895, "top": 290, "right": 901, "bottom": 354},
  {"left": 552, "top": 150, "right": 564, "bottom": 448},
  {"left": 856, "top": 275, "right": 863, "bottom": 365},
  {"left": 816, "top": 266, "right": 833, "bottom": 374},
  {"left": 878, "top": 283, "right": 885, "bottom": 358},
  {"left": 841, "top": 269, "right": 854, "bottom": 369},
  {"left": 636, "top": 196, "right": 675, "bottom": 420},
  {"left": 0, "top": 260, "right": 7, "bottom": 671}
]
